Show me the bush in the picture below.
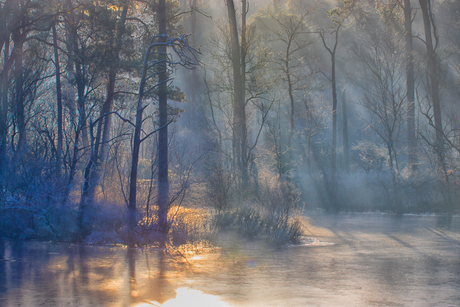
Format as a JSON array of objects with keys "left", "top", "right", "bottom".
[{"left": 214, "top": 206, "right": 303, "bottom": 245}]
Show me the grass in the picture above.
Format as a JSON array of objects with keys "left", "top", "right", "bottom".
[{"left": 213, "top": 206, "right": 303, "bottom": 245}]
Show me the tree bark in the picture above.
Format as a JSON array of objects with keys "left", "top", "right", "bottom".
[
  {"left": 78, "top": 116, "right": 104, "bottom": 238},
  {"left": 419, "top": 0, "right": 446, "bottom": 179},
  {"left": 66, "top": 3, "right": 89, "bottom": 149},
  {"left": 320, "top": 28, "right": 340, "bottom": 176},
  {"left": 73, "top": 35, "right": 89, "bottom": 148},
  {"left": 404, "top": 0, "right": 417, "bottom": 172},
  {"left": 100, "top": 4, "right": 128, "bottom": 162},
  {"left": 128, "top": 77, "right": 143, "bottom": 245},
  {"left": 53, "top": 24, "right": 63, "bottom": 173},
  {"left": 227, "top": 0, "right": 247, "bottom": 187},
  {"left": 11, "top": 21, "right": 26, "bottom": 156},
  {"left": 0, "top": 34, "right": 10, "bottom": 190},
  {"left": 157, "top": 0, "right": 170, "bottom": 239},
  {"left": 342, "top": 88, "right": 349, "bottom": 172},
  {"left": 240, "top": 0, "right": 248, "bottom": 186},
  {"left": 331, "top": 48, "right": 337, "bottom": 175},
  {"left": 286, "top": 50, "right": 295, "bottom": 178},
  {"left": 78, "top": 4, "right": 129, "bottom": 233},
  {"left": 189, "top": 0, "right": 198, "bottom": 116}
]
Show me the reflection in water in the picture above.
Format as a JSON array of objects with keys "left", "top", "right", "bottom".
[
  {"left": 127, "top": 248, "right": 137, "bottom": 302},
  {"left": 0, "top": 213, "right": 459, "bottom": 306},
  {"left": 136, "top": 287, "right": 231, "bottom": 307},
  {"left": 125, "top": 248, "right": 177, "bottom": 306}
]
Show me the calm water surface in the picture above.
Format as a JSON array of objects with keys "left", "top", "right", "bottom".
[{"left": 1, "top": 213, "right": 459, "bottom": 306}]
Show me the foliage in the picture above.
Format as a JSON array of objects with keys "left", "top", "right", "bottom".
[{"left": 214, "top": 207, "right": 303, "bottom": 245}]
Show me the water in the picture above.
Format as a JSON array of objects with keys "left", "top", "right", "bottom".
[{"left": 1, "top": 213, "right": 459, "bottom": 306}]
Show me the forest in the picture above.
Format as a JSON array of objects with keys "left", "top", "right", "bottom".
[{"left": 0, "top": 0, "right": 459, "bottom": 246}]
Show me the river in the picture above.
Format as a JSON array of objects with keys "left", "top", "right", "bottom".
[{"left": 1, "top": 213, "right": 459, "bottom": 306}]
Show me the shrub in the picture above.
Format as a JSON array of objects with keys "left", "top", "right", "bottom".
[{"left": 213, "top": 206, "right": 303, "bottom": 245}]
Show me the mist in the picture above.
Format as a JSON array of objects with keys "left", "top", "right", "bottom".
[{"left": 1, "top": 0, "right": 460, "bottom": 305}]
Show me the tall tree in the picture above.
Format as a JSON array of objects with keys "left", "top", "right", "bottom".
[
  {"left": 342, "top": 88, "right": 349, "bottom": 172},
  {"left": 77, "top": 0, "right": 133, "bottom": 237},
  {"left": 318, "top": 0, "right": 355, "bottom": 175},
  {"left": 11, "top": 0, "right": 27, "bottom": 157},
  {"left": 352, "top": 25, "right": 406, "bottom": 205},
  {"left": 254, "top": 4, "right": 315, "bottom": 178},
  {"left": 226, "top": 0, "right": 248, "bottom": 187},
  {"left": 188, "top": 0, "right": 198, "bottom": 112},
  {"left": 52, "top": 22, "right": 63, "bottom": 172},
  {"left": 404, "top": 0, "right": 417, "bottom": 171},
  {"left": 88, "top": 2, "right": 129, "bottom": 201},
  {"left": 419, "top": 0, "right": 446, "bottom": 179},
  {"left": 0, "top": 0, "right": 14, "bottom": 190},
  {"left": 65, "top": 0, "right": 89, "bottom": 149},
  {"left": 157, "top": 0, "right": 170, "bottom": 239}
]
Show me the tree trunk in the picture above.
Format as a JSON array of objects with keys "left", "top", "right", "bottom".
[
  {"left": 79, "top": 4, "right": 129, "bottom": 227},
  {"left": 419, "top": 0, "right": 446, "bottom": 179},
  {"left": 86, "top": 5, "right": 129, "bottom": 204},
  {"left": 404, "top": 0, "right": 417, "bottom": 172},
  {"left": 0, "top": 0, "right": 9, "bottom": 52},
  {"left": 63, "top": 122, "right": 80, "bottom": 205},
  {"left": 74, "top": 48, "right": 89, "bottom": 148},
  {"left": 189, "top": 0, "right": 198, "bottom": 118},
  {"left": 53, "top": 24, "right": 63, "bottom": 173},
  {"left": 0, "top": 35, "right": 10, "bottom": 190},
  {"left": 78, "top": 116, "right": 104, "bottom": 238},
  {"left": 331, "top": 52, "right": 337, "bottom": 175},
  {"left": 320, "top": 29, "right": 340, "bottom": 176},
  {"left": 100, "top": 5, "right": 128, "bottom": 162},
  {"left": 319, "top": 27, "right": 341, "bottom": 209},
  {"left": 227, "top": 0, "right": 247, "bottom": 187},
  {"left": 78, "top": 154, "right": 95, "bottom": 238},
  {"left": 99, "top": 68, "right": 115, "bottom": 162},
  {"left": 127, "top": 32, "right": 154, "bottom": 245},
  {"left": 67, "top": 6, "right": 89, "bottom": 149},
  {"left": 0, "top": 0, "right": 12, "bottom": 177},
  {"left": 11, "top": 24, "right": 26, "bottom": 156},
  {"left": 286, "top": 56, "right": 295, "bottom": 178},
  {"left": 157, "top": 0, "right": 170, "bottom": 240},
  {"left": 342, "top": 88, "right": 349, "bottom": 172},
  {"left": 240, "top": 0, "right": 248, "bottom": 186},
  {"left": 128, "top": 85, "right": 143, "bottom": 246}
]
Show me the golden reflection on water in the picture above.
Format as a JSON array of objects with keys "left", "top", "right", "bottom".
[
  {"left": 2, "top": 214, "right": 459, "bottom": 307},
  {"left": 0, "top": 216, "right": 348, "bottom": 306},
  {"left": 136, "top": 287, "right": 231, "bottom": 307}
]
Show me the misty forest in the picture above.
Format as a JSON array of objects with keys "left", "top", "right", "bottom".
[
  {"left": 0, "top": 0, "right": 460, "bottom": 247},
  {"left": 2, "top": 0, "right": 460, "bottom": 306}
]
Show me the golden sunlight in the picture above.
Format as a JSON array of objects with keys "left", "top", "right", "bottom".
[{"left": 136, "top": 287, "right": 231, "bottom": 307}]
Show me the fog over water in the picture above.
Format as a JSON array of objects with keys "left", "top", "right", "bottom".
[
  {"left": 1, "top": 0, "right": 460, "bottom": 305},
  {"left": 1, "top": 213, "right": 459, "bottom": 306}
]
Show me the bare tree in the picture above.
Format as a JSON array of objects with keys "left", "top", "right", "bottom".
[
  {"left": 418, "top": 0, "right": 446, "bottom": 181},
  {"left": 352, "top": 26, "right": 406, "bottom": 199},
  {"left": 128, "top": 32, "right": 196, "bottom": 245},
  {"left": 403, "top": 0, "right": 417, "bottom": 171},
  {"left": 341, "top": 88, "right": 350, "bottom": 172},
  {"left": 255, "top": 4, "right": 317, "bottom": 178},
  {"left": 226, "top": 0, "right": 248, "bottom": 187},
  {"left": 318, "top": 0, "right": 355, "bottom": 175}
]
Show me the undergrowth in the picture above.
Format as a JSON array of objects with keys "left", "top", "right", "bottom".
[{"left": 213, "top": 207, "right": 303, "bottom": 245}]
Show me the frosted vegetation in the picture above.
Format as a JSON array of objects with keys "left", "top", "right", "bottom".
[{"left": 0, "top": 0, "right": 459, "bottom": 246}]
